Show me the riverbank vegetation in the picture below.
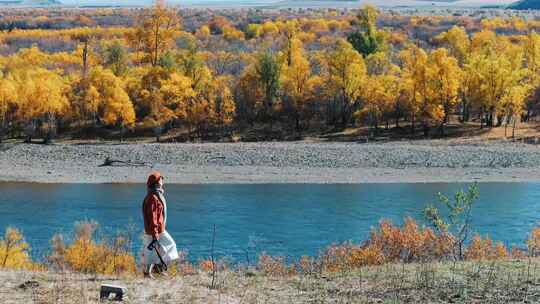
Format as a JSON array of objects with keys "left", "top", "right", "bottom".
[
  {"left": 1, "top": 4, "right": 540, "bottom": 142},
  {"left": 3, "top": 218, "right": 540, "bottom": 303},
  {"left": 2, "top": 187, "right": 540, "bottom": 303}
]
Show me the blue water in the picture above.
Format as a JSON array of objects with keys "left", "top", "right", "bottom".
[{"left": 0, "top": 183, "right": 539, "bottom": 263}]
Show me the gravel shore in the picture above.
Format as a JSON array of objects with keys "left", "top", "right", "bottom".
[{"left": 1, "top": 140, "right": 540, "bottom": 183}]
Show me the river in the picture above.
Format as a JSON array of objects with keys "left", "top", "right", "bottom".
[{"left": 0, "top": 182, "right": 538, "bottom": 262}]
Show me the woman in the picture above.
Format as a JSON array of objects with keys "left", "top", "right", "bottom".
[{"left": 142, "top": 171, "right": 179, "bottom": 277}]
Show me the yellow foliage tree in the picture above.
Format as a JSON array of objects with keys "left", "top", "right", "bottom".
[
  {"left": 82, "top": 67, "right": 136, "bottom": 136},
  {"left": 435, "top": 26, "right": 470, "bottom": 64},
  {"left": 195, "top": 25, "right": 211, "bottom": 41},
  {"left": 127, "top": 1, "right": 181, "bottom": 66},
  {"left": 426, "top": 48, "right": 461, "bottom": 135},
  {"left": 280, "top": 37, "right": 317, "bottom": 131},
  {"left": 10, "top": 67, "right": 69, "bottom": 142},
  {"left": 160, "top": 72, "right": 195, "bottom": 122},
  {"left": 501, "top": 84, "right": 529, "bottom": 138},
  {"left": 62, "top": 221, "right": 136, "bottom": 275},
  {"left": 399, "top": 45, "right": 430, "bottom": 135},
  {"left": 0, "top": 75, "right": 17, "bottom": 141},
  {"left": 0, "top": 227, "right": 34, "bottom": 270},
  {"left": 211, "top": 75, "right": 236, "bottom": 132},
  {"left": 356, "top": 73, "right": 399, "bottom": 133},
  {"left": 324, "top": 38, "right": 366, "bottom": 127}
]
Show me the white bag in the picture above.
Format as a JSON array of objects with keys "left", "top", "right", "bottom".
[{"left": 143, "top": 230, "right": 179, "bottom": 265}]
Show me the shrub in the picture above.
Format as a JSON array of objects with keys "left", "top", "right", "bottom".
[
  {"left": 297, "top": 255, "right": 315, "bottom": 275},
  {"left": 363, "top": 217, "right": 454, "bottom": 263},
  {"left": 320, "top": 217, "right": 456, "bottom": 273},
  {"left": 511, "top": 246, "right": 527, "bottom": 259},
  {"left": 527, "top": 227, "right": 540, "bottom": 256},
  {"left": 423, "top": 184, "right": 479, "bottom": 259},
  {"left": 54, "top": 221, "right": 136, "bottom": 275},
  {"left": 0, "top": 227, "right": 36, "bottom": 270},
  {"left": 198, "top": 257, "right": 228, "bottom": 273},
  {"left": 199, "top": 259, "right": 214, "bottom": 272},
  {"left": 464, "top": 234, "right": 508, "bottom": 261},
  {"left": 257, "top": 253, "right": 295, "bottom": 276},
  {"left": 319, "top": 243, "right": 354, "bottom": 273}
]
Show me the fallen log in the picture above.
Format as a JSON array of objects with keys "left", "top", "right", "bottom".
[{"left": 99, "top": 157, "right": 150, "bottom": 167}]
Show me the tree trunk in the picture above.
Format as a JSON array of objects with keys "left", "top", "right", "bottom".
[
  {"left": 439, "top": 122, "right": 445, "bottom": 137},
  {"left": 512, "top": 118, "right": 516, "bottom": 140},
  {"left": 82, "top": 39, "right": 89, "bottom": 79},
  {"left": 496, "top": 114, "right": 504, "bottom": 127},
  {"left": 480, "top": 109, "right": 483, "bottom": 129},
  {"left": 461, "top": 98, "right": 467, "bottom": 122},
  {"left": 411, "top": 113, "right": 415, "bottom": 135},
  {"left": 423, "top": 121, "right": 429, "bottom": 137},
  {"left": 0, "top": 118, "right": 4, "bottom": 144}
]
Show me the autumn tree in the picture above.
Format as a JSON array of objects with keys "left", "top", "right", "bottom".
[
  {"left": 356, "top": 72, "right": 400, "bottom": 134},
  {"left": 461, "top": 54, "right": 484, "bottom": 123},
  {"left": 0, "top": 75, "right": 17, "bottom": 142},
  {"left": 104, "top": 40, "right": 129, "bottom": 76},
  {"left": 176, "top": 35, "right": 211, "bottom": 91},
  {"left": 127, "top": 0, "right": 181, "bottom": 66},
  {"left": 469, "top": 47, "right": 524, "bottom": 128},
  {"left": 11, "top": 68, "right": 69, "bottom": 143},
  {"left": 401, "top": 47, "right": 460, "bottom": 136},
  {"left": 236, "top": 62, "right": 264, "bottom": 125},
  {"left": 72, "top": 31, "right": 95, "bottom": 78},
  {"left": 195, "top": 25, "right": 211, "bottom": 41},
  {"left": 435, "top": 26, "right": 470, "bottom": 65},
  {"left": 255, "top": 50, "right": 281, "bottom": 123},
  {"left": 347, "top": 5, "right": 386, "bottom": 58},
  {"left": 501, "top": 85, "right": 529, "bottom": 138},
  {"left": 427, "top": 48, "right": 461, "bottom": 135},
  {"left": 364, "top": 52, "right": 402, "bottom": 129},
  {"left": 212, "top": 75, "right": 236, "bottom": 134},
  {"left": 0, "top": 227, "right": 33, "bottom": 270},
  {"left": 159, "top": 71, "right": 195, "bottom": 138},
  {"left": 523, "top": 32, "right": 540, "bottom": 120},
  {"left": 324, "top": 39, "right": 366, "bottom": 127},
  {"left": 280, "top": 35, "right": 318, "bottom": 131},
  {"left": 175, "top": 37, "right": 227, "bottom": 136},
  {"left": 400, "top": 45, "right": 434, "bottom": 136},
  {"left": 73, "top": 67, "right": 135, "bottom": 140}
]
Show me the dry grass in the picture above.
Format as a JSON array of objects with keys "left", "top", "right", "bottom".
[{"left": 3, "top": 258, "right": 540, "bottom": 303}]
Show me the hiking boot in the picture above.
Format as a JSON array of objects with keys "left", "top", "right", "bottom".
[{"left": 144, "top": 264, "right": 155, "bottom": 279}]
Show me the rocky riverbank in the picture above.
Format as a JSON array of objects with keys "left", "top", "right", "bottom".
[{"left": 1, "top": 140, "right": 540, "bottom": 183}]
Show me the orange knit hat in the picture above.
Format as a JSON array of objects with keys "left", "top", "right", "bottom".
[{"left": 147, "top": 171, "right": 162, "bottom": 188}]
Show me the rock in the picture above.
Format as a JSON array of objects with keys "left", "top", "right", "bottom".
[
  {"left": 18, "top": 280, "right": 39, "bottom": 289},
  {"left": 100, "top": 284, "right": 126, "bottom": 301}
]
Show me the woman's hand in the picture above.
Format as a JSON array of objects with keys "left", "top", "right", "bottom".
[{"left": 147, "top": 239, "right": 158, "bottom": 250}]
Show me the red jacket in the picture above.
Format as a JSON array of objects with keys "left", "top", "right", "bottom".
[{"left": 142, "top": 193, "right": 164, "bottom": 239}]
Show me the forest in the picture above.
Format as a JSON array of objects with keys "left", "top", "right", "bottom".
[{"left": 1, "top": 3, "right": 540, "bottom": 142}]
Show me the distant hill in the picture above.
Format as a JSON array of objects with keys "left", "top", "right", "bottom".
[
  {"left": 0, "top": 0, "right": 61, "bottom": 5},
  {"left": 0, "top": 0, "right": 521, "bottom": 8},
  {"left": 509, "top": 0, "right": 540, "bottom": 9}
]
